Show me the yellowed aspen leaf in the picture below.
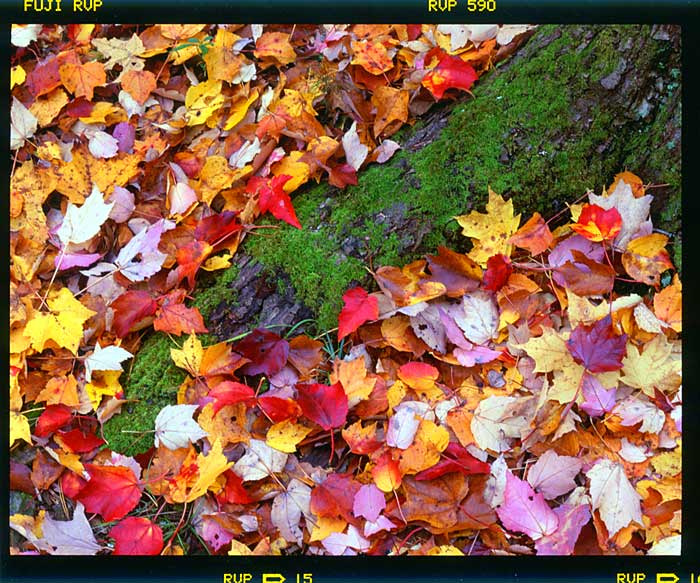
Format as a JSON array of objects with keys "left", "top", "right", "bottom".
[
  {"left": 653, "top": 274, "right": 682, "bottom": 332},
  {"left": 454, "top": 189, "right": 521, "bottom": 266},
  {"left": 254, "top": 32, "right": 297, "bottom": 66},
  {"left": 24, "top": 288, "right": 96, "bottom": 355},
  {"left": 266, "top": 419, "right": 312, "bottom": 453},
  {"left": 621, "top": 334, "right": 681, "bottom": 396},
  {"left": 170, "top": 333, "right": 203, "bottom": 376}
]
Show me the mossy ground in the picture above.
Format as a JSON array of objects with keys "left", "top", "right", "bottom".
[{"left": 104, "top": 25, "right": 681, "bottom": 454}]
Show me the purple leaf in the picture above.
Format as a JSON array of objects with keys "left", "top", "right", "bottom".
[
  {"left": 526, "top": 450, "right": 582, "bottom": 500},
  {"left": 113, "top": 122, "right": 135, "bottom": 153},
  {"left": 580, "top": 372, "right": 617, "bottom": 417},
  {"left": 496, "top": 469, "right": 558, "bottom": 540},
  {"left": 535, "top": 504, "right": 591, "bottom": 555},
  {"left": 549, "top": 235, "right": 604, "bottom": 287},
  {"left": 353, "top": 483, "right": 386, "bottom": 522},
  {"left": 567, "top": 315, "right": 627, "bottom": 373},
  {"left": 56, "top": 251, "right": 102, "bottom": 270}
]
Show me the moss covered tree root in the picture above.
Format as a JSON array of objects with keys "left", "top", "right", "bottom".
[{"left": 105, "top": 24, "right": 681, "bottom": 454}]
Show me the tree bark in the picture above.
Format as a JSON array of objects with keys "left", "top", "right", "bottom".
[
  {"left": 106, "top": 25, "right": 681, "bottom": 451},
  {"left": 206, "top": 24, "right": 681, "bottom": 342}
]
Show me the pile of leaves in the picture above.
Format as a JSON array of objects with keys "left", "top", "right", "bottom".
[{"left": 9, "top": 23, "right": 680, "bottom": 557}]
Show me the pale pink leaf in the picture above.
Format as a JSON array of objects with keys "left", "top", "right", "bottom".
[
  {"left": 527, "top": 450, "right": 582, "bottom": 500},
  {"left": 353, "top": 483, "right": 386, "bottom": 522},
  {"left": 535, "top": 503, "right": 590, "bottom": 555},
  {"left": 496, "top": 469, "right": 558, "bottom": 540}
]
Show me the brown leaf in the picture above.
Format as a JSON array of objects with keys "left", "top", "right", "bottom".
[{"left": 401, "top": 474, "right": 469, "bottom": 530}]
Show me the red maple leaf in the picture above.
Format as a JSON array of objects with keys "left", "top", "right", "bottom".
[
  {"left": 310, "top": 473, "right": 361, "bottom": 522},
  {"left": 257, "top": 395, "right": 302, "bottom": 423},
  {"left": 422, "top": 52, "right": 478, "bottom": 100},
  {"left": 109, "top": 517, "right": 163, "bottom": 555},
  {"left": 234, "top": 328, "right": 290, "bottom": 377},
  {"left": 296, "top": 382, "right": 348, "bottom": 431},
  {"left": 567, "top": 315, "right": 628, "bottom": 373},
  {"left": 208, "top": 381, "right": 256, "bottom": 415},
  {"left": 246, "top": 174, "right": 301, "bottom": 229},
  {"left": 111, "top": 290, "right": 158, "bottom": 338},
  {"left": 153, "top": 298, "right": 208, "bottom": 336},
  {"left": 34, "top": 404, "right": 73, "bottom": 438},
  {"left": 194, "top": 210, "right": 243, "bottom": 245},
  {"left": 338, "top": 286, "right": 379, "bottom": 339},
  {"left": 297, "top": 382, "right": 348, "bottom": 462},
  {"left": 415, "top": 442, "right": 491, "bottom": 481},
  {"left": 54, "top": 429, "right": 105, "bottom": 453},
  {"left": 215, "top": 469, "right": 254, "bottom": 505},
  {"left": 482, "top": 254, "right": 513, "bottom": 291},
  {"left": 76, "top": 464, "right": 142, "bottom": 521},
  {"left": 571, "top": 204, "right": 622, "bottom": 243}
]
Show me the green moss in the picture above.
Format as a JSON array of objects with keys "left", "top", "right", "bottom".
[
  {"left": 103, "top": 332, "right": 186, "bottom": 455},
  {"left": 192, "top": 263, "right": 240, "bottom": 319},
  {"left": 248, "top": 25, "right": 679, "bottom": 329}
]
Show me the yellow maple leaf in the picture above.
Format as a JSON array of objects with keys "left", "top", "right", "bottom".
[
  {"left": 271, "top": 151, "right": 311, "bottom": 193},
  {"left": 170, "top": 333, "right": 203, "bottom": 376},
  {"left": 10, "top": 411, "right": 31, "bottom": 446},
  {"left": 651, "top": 441, "right": 681, "bottom": 477},
  {"left": 11, "top": 65, "right": 26, "bottom": 89},
  {"left": 514, "top": 327, "right": 571, "bottom": 373},
  {"left": 332, "top": 358, "right": 376, "bottom": 408},
  {"left": 224, "top": 88, "right": 260, "bottom": 131},
  {"left": 266, "top": 419, "right": 312, "bottom": 453},
  {"left": 309, "top": 517, "right": 347, "bottom": 542},
  {"left": 427, "top": 545, "right": 465, "bottom": 556},
  {"left": 185, "top": 79, "right": 225, "bottom": 126},
  {"left": 398, "top": 419, "right": 449, "bottom": 475},
  {"left": 171, "top": 438, "right": 233, "bottom": 503},
  {"left": 454, "top": 188, "right": 521, "bottom": 266},
  {"left": 197, "top": 402, "right": 249, "bottom": 447},
  {"left": 85, "top": 370, "right": 122, "bottom": 410},
  {"left": 621, "top": 334, "right": 681, "bottom": 396},
  {"left": 35, "top": 374, "right": 80, "bottom": 407},
  {"left": 29, "top": 89, "right": 69, "bottom": 128},
  {"left": 24, "top": 288, "right": 96, "bottom": 355}
]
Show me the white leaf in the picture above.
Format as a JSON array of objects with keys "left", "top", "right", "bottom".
[
  {"left": 614, "top": 396, "right": 665, "bottom": 434},
  {"left": 586, "top": 459, "right": 642, "bottom": 537},
  {"left": 647, "top": 534, "right": 681, "bottom": 555},
  {"left": 84, "top": 342, "right": 133, "bottom": 383},
  {"left": 229, "top": 137, "right": 261, "bottom": 168},
  {"left": 234, "top": 439, "right": 288, "bottom": 482},
  {"left": 386, "top": 401, "right": 433, "bottom": 449},
  {"left": 57, "top": 184, "right": 114, "bottom": 246},
  {"left": 454, "top": 290, "right": 499, "bottom": 345},
  {"left": 11, "top": 24, "right": 42, "bottom": 47},
  {"left": 618, "top": 438, "right": 649, "bottom": 463},
  {"left": 11, "top": 97, "right": 38, "bottom": 150},
  {"left": 39, "top": 502, "right": 102, "bottom": 555},
  {"left": 88, "top": 131, "right": 119, "bottom": 159},
  {"left": 468, "top": 24, "right": 498, "bottom": 45},
  {"left": 375, "top": 139, "right": 401, "bottom": 164},
  {"left": 271, "top": 478, "right": 311, "bottom": 545},
  {"left": 485, "top": 454, "right": 508, "bottom": 508},
  {"left": 169, "top": 182, "right": 198, "bottom": 216},
  {"left": 589, "top": 180, "right": 653, "bottom": 251},
  {"left": 410, "top": 302, "right": 447, "bottom": 354},
  {"left": 342, "top": 121, "right": 368, "bottom": 171},
  {"left": 436, "top": 25, "right": 471, "bottom": 52},
  {"left": 527, "top": 450, "right": 582, "bottom": 500},
  {"left": 154, "top": 404, "right": 208, "bottom": 450},
  {"left": 496, "top": 25, "right": 537, "bottom": 46},
  {"left": 471, "top": 395, "right": 528, "bottom": 453}
]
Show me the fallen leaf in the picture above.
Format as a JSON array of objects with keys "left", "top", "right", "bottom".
[
  {"left": 496, "top": 469, "right": 558, "bottom": 540},
  {"left": 587, "top": 459, "right": 643, "bottom": 537},
  {"left": 154, "top": 404, "right": 208, "bottom": 450},
  {"left": 109, "top": 517, "right": 163, "bottom": 555}
]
